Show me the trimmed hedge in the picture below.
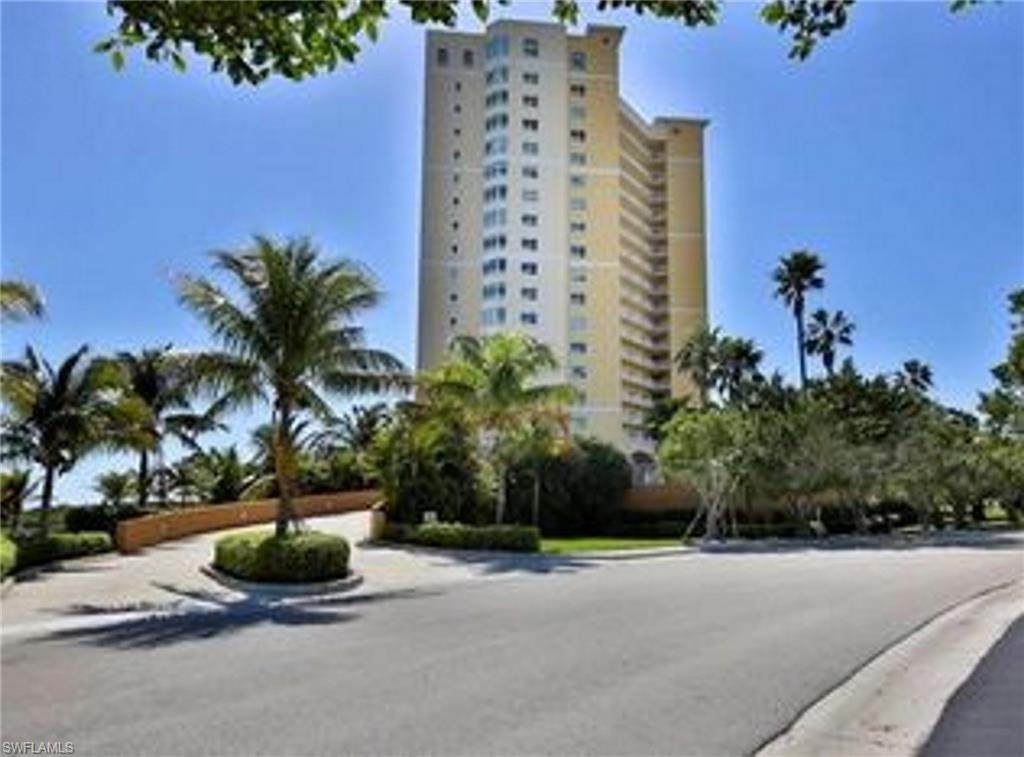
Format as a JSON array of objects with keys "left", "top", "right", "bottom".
[
  {"left": 65, "top": 503, "right": 152, "bottom": 536},
  {"left": 14, "top": 531, "right": 113, "bottom": 570},
  {"left": 1, "top": 533, "right": 17, "bottom": 578},
  {"left": 213, "top": 530, "right": 350, "bottom": 583},
  {"left": 381, "top": 522, "right": 540, "bottom": 553}
]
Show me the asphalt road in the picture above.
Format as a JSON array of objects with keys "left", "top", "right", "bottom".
[
  {"left": 923, "top": 615, "right": 1024, "bottom": 757},
  {"left": 2, "top": 542, "right": 1022, "bottom": 756}
]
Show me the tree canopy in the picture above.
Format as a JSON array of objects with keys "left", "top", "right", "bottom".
[{"left": 96, "top": 0, "right": 983, "bottom": 86}]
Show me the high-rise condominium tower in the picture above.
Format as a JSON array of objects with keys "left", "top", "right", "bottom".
[{"left": 417, "top": 20, "right": 707, "bottom": 462}]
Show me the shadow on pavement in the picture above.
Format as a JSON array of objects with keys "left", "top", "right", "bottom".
[
  {"left": 362, "top": 542, "right": 598, "bottom": 575},
  {"left": 699, "top": 531, "right": 1024, "bottom": 555}
]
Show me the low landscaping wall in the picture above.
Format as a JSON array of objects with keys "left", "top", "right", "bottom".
[
  {"left": 622, "top": 484, "right": 701, "bottom": 514},
  {"left": 115, "top": 490, "right": 382, "bottom": 554}
]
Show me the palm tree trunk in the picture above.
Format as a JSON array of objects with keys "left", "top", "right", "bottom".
[
  {"left": 824, "top": 351, "right": 835, "bottom": 379},
  {"left": 495, "top": 464, "right": 507, "bottom": 525},
  {"left": 137, "top": 449, "right": 150, "bottom": 508},
  {"left": 795, "top": 301, "right": 808, "bottom": 389},
  {"left": 274, "top": 401, "right": 296, "bottom": 537},
  {"left": 39, "top": 464, "right": 55, "bottom": 537},
  {"left": 531, "top": 470, "right": 541, "bottom": 527}
]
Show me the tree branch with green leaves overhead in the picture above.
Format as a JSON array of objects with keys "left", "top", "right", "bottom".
[{"left": 95, "top": 0, "right": 986, "bottom": 86}]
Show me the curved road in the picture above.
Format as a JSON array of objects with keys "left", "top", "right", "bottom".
[{"left": 2, "top": 527, "right": 1022, "bottom": 755}]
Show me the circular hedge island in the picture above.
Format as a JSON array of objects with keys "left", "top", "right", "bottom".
[{"left": 213, "top": 530, "right": 350, "bottom": 584}]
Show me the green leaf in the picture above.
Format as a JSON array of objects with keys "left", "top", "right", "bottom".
[{"left": 111, "top": 49, "right": 125, "bottom": 71}]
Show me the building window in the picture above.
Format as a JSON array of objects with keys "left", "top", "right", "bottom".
[
  {"left": 522, "top": 213, "right": 538, "bottom": 227},
  {"left": 437, "top": 48, "right": 449, "bottom": 66},
  {"left": 570, "top": 220, "right": 586, "bottom": 234},
  {"left": 483, "top": 234, "right": 507, "bottom": 251},
  {"left": 451, "top": 243, "right": 459, "bottom": 254},
  {"left": 454, "top": 103, "right": 461, "bottom": 114},
  {"left": 483, "top": 185, "right": 507, "bottom": 203},
  {"left": 522, "top": 188, "right": 539, "bottom": 203},
  {"left": 484, "top": 161, "right": 508, "bottom": 180},
  {"left": 482, "top": 258, "right": 507, "bottom": 275},
  {"left": 570, "top": 292, "right": 586, "bottom": 306},
  {"left": 486, "top": 90, "right": 509, "bottom": 108},
  {"left": 570, "top": 197, "right": 587, "bottom": 211},
  {"left": 570, "top": 82, "right": 586, "bottom": 97},
  {"left": 570, "top": 129, "right": 586, "bottom": 144},
  {"left": 485, "top": 113, "right": 509, "bottom": 132},
  {"left": 453, "top": 150, "right": 461, "bottom": 161},
  {"left": 463, "top": 49, "right": 475, "bottom": 67},
  {"left": 570, "top": 244, "right": 586, "bottom": 259},
  {"left": 523, "top": 71, "right": 539, "bottom": 84},
  {"left": 522, "top": 118, "right": 539, "bottom": 132},
  {"left": 482, "top": 282, "right": 506, "bottom": 300},
  {"left": 523, "top": 38, "right": 539, "bottom": 57},
  {"left": 570, "top": 51, "right": 586, "bottom": 71},
  {"left": 570, "top": 105, "right": 586, "bottom": 122},
  {"left": 570, "top": 269, "right": 587, "bottom": 283},
  {"left": 522, "top": 95, "right": 539, "bottom": 108},
  {"left": 521, "top": 312, "right": 538, "bottom": 325},
  {"left": 449, "top": 293, "right": 459, "bottom": 302},
  {"left": 482, "top": 307, "right": 507, "bottom": 326},
  {"left": 570, "top": 342, "right": 588, "bottom": 355},
  {"left": 570, "top": 152, "right": 586, "bottom": 166},
  {"left": 485, "top": 66, "right": 509, "bottom": 85},
  {"left": 522, "top": 165, "right": 539, "bottom": 179},
  {"left": 522, "top": 238, "right": 538, "bottom": 251},
  {"left": 521, "top": 262, "right": 538, "bottom": 275},
  {"left": 454, "top": 81, "right": 461, "bottom": 92},
  {"left": 522, "top": 141, "right": 539, "bottom": 156},
  {"left": 521, "top": 287, "right": 538, "bottom": 301},
  {"left": 485, "top": 136, "right": 508, "bottom": 156},
  {"left": 571, "top": 365, "right": 588, "bottom": 379},
  {"left": 486, "top": 35, "right": 509, "bottom": 60},
  {"left": 570, "top": 174, "right": 586, "bottom": 188},
  {"left": 570, "top": 316, "right": 588, "bottom": 331},
  {"left": 484, "top": 208, "right": 507, "bottom": 227}
]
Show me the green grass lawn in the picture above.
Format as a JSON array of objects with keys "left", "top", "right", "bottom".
[{"left": 540, "top": 537, "right": 684, "bottom": 555}]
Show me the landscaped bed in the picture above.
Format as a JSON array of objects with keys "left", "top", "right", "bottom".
[
  {"left": 380, "top": 522, "right": 540, "bottom": 552},
  {"left": 213, "top": 529, "right": 350, "bottom": 583}
]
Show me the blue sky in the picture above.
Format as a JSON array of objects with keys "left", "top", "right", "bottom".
[{"left": 2, "top": 1, "right": 1022, "bottom": 503}]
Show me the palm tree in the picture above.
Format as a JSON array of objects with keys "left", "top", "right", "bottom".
[
  {"left": 423, "top": 333, "right": 575, "bottom": 524},
  {"left": 772, "top": 250, "right": 825, "bottom": 389},
  {"left": 898, "top": 359, "right": 934, "bottom": 394},
  {"left": 0, "top": 346, "right": 130, "bottom": 534},
  {"left": 1, "top": 469, "right": 37, "bottom": 533},
  {"left": 334, "top": 403, "right": 390, "bottom": 453},
  {"left": 0, "top": 279, "right": 44, "bottom": 322},
  {"left": 112, "top": 346, "right": 221, "bottom": 507},
  {"left": 712, "top": 336, "right": 764, "bottom": 406},
  {"left": 176, "top": 235, "right": 408, "bottom": 536},
  {"left": 94, "top": 470, "right": 136, "bottom": 506},
  {"left": 674, "top": 325, "right": 721, "bottom": 404},
  {"left": 805, "top": 308, "right": 856, "bottom": 378}
]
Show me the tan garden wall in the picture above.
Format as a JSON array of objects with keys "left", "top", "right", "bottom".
[{"left": 115, "top": 490, "right": 382, "bottom": 554}]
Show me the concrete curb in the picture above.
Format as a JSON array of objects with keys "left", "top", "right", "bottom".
[
  {"left": 199, "top": 564, "right": 364, "bottom": 597},
  {"left": 757, "top": 580, "right": 1024, "bottom": 757},
  {"left": 572, "top": 545, "right": 694, "bottom": 561}
]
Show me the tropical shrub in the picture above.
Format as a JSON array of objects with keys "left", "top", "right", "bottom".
[
  {"left": 1, "top": 533, "right": 17, "bottom": 577},
  {"left": 381, "top": 522, "right": 540, "bottom": 553},
  {"left": 14, "top": 531, "right": 113, "bottom": 569},
  {"left": 213, "top": 530, "right": 350, "bottom": 583},
  {"left": 64, "top": 503, "right": 151, "bottom": 536}
]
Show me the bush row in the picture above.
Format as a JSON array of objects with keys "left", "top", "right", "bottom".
[
  {"left": 214, "top": 530, "right": 350, "bottom": 583},
  {"left": 13, "top": 532, "right": 113, "bottom": 571},
  {"left": 381, "top": 522, "right": 540, "bottom": 553},
  {"left": 64, "top": 503, "right": 153, "bottom": 536}
]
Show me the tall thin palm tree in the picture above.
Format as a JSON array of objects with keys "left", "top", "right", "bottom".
[
  {"left": 423, "top": 333, "right": 576, "bottom": 524},
  {"left": 176, "top": 235, "right": 408, "bottom": 536},
  {"left": 112, "top": 346, "right": 220, "bottom": 507},
  {"left": 0, "top": 279, "right": 44, "bottom": 322},
  {"left": 805, "top": 308, "right": 856, "bottom": 378},
  {"left": 898, "top": 359, "right": 934, "bottom": 394},
  {"left": 674, "top": 325, "right": 721, "bottom": 405},
  {"left": 772, "top": 250, "right": 825, "bottom": 389},
  {"left": 0, "top": 346, "right": 130, "bottom": 534}
]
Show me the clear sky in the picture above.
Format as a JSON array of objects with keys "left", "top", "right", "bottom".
[{"left": 2, "top": 1, "right": 1022, "bottom": 503}]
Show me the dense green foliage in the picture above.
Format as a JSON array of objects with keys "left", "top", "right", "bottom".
[
  {"left": 506, "top": 437, "right": 633, "bottom": 536},
  {"left": 213, "top": 530, "right": 350, "bottom": 583},
  {"left": 14, "top": 531, "right": 113, "bottom": 570},
  {"left": 1, "top": 533, "right": 17, "bottom": 577},
  {"left": 96, "top": 1, "right": 983, "bottom": 85},
  {"left": 381, "top": 522, "right": 540, "bottom": 553},
  {"left": 64, "top": 503, "right": 151, "bottom": 537},
  {"left": 0, "top": 279, "right": 44, "bottom": 322}
]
